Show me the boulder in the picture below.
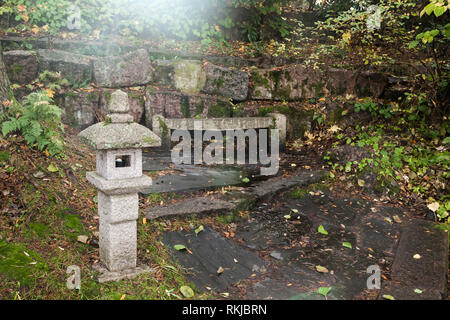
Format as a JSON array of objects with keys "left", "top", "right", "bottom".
[
  {"left": 144, "top": 89, "right": 233, "bottom": 127},
  {"left": 37, "top": 49, "right": 93, "bottom": 84},
  {"left": 202, "top": 63, "right": 249, "bottom": 101},
  {"left": 63, "top": 90, "right": 101, "bottom": 129},
  {"left": 93, "top": 49, "right": 152, "bottom": 88},
  {"left": 250, "top": 65, "right": 325, "bottom": 101},
  {"left": 3, "top": 50, "right": 38, "bottom": 84},
  {"left": 326, "top": 68, "right": 388, "bottom": 98},
  {"left": 99, "top": 89, "right": 145, "bottom": 123},
  {"left": 152, "top": 60, "right": 205, "bottom": 94}
]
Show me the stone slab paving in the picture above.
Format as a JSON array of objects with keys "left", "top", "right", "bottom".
[
  {"left": 380, "top": 219, "right": 448, "bottom": 300},
  {"left": 159, "top": 188, "right": 448, "bottom": 300},
  {"left": 162, "top": 227, "right": 267, "bottom": 291}
]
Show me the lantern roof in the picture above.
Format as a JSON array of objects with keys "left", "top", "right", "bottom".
[{"left": 78, "top": 90, "right": 161, "bottom": 150}]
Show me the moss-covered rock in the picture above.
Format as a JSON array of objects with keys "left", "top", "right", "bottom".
[
  {"left": 3, "top": 50, "right": 38, "bottom": 85},
  {"left": 259, "top": 104, "right": 313, "bottom": 139},
  {"left": 250, "top": 65, "right": 324, "bottom": 101},
  {"left": 144, "top": 89, "right": 233, "bottom": 125},
  {"left": 202, "top": 63, "right": 249, "bottom": 101},
  {"left": 93, "top": 49, "right": 152, "bottom": 88}
]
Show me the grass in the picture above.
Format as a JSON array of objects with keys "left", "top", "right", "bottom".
[{"left": 0, "top": 134, "right": 212, "bottom": 300}]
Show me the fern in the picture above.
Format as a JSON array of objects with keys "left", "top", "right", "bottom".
[{"left": 1, "top": 91, "right": 65, "bottom": 157}]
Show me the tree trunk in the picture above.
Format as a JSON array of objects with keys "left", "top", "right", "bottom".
[{"left": 0, "top": 42, "right": 11, "bottom": 113}]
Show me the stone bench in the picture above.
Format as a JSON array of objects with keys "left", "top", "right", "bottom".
[{"left": 152, "top": 114, "right": 287, "bottom": 151}]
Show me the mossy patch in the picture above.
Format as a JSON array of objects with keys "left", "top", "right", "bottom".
[
  {"left": 0, "top": 151, "right": 11, "bottom": 163},
  {"left": 54, "top": 209, "right": 86, "bottom": 240},
  {"left": 252, "top": 70, "right": 270, "bottom": 88},
  {"left": 0, "top": 240, "right": 48, "bottom": 286},
  {"left": 259, "top": 105, "right": 313, "bottom": 139},
  {"left": 287, "top": 183, "right": 330, "bottom": 199},
  {"left": 27, "top": 222, "right": 50, "bottom": 238},
  {"left": 180, "top": 95, "right": 190, "bottom": 118},
  {"left": 208, "top": 101, "right": 232, "bottom": 118},
  {"left": 8, "top": 64, "right": 24, "bottom": 79}
]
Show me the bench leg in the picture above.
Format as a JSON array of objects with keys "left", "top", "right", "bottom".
[
  {"left": 152, "top": 115, "right": 171, "bottom": 152},
  {"left": 267, "top": 113, "right": 287, "bottom": 151}
]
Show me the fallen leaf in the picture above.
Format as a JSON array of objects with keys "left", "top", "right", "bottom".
[
  {"left": 217, "top": 267, "right": 224, "bottom": 275},
  {"left": 316, "top": 265, "right": 329, "bottom": 273},
  {"left": 195, "top": 225, "right": 204, "bottom": 235},
  {"left": 342, "top": 242, "right": 352, "bottom": 249},
  {"left": 427, "top": 202, "right": 440, "bottom": 212},
  {"left": 174, "top": 244, "right": 187, "bottom": 251},
  {"left": 318, "top": 287, "right": 332, "bottom": 298},
  {"left": 77, "top": 235, "right": 89, "bottom": 244},
  {"left": 318, "top": 225, "right": 328, "bottom": 235}
]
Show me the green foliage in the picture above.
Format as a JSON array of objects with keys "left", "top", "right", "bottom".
[
  {"left": 232, "top": 0, "right": 291, "bottom": 41},
  {"left": 1, "top": 91, "right": 65, "bottom": 157},
  {"left": 0, "top": 0, "right": 294, "bottom": 47},
  {"left": 326, "top": 122, "right": 449, "bottom": 221},
  {"left": 354, "top": 98, "right": 394, "bottom": 119}
]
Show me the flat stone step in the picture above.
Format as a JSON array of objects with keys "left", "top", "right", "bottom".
[
  {"left": 250, "top": 171, "right": 325, "bottom": 201},
  {"left": 145, "top": 170, "right": 325, "bottom": 219},
  {"left": 141, "top": 166, "right": 246, "bottom": 194},
  {"left": 380, "top": 219, "right": 448, "bottom": 300},
  {"left": 146, "top": 196, "right": 235, "bottom": 219}
]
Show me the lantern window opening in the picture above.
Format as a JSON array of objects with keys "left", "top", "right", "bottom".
[{"left": 115, "top": 155, "right": 131, "bottom": 168}]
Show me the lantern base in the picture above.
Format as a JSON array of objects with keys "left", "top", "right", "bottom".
[{"left": 93, "top": 262, "right": 154, "bottom": 283}]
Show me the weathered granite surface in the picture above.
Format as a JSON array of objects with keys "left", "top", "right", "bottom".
[
  {"left": 93, "top": 49, "right": 152, "bottom": 87},
  {"left": 37, "top": 49, "right": 93, "bottom": 83},
  {"left": 202, "top": 63, "right": 249, "bottom": 101},
  {"left": 3, "top": 50, "right": 38, "bottom": 84}
]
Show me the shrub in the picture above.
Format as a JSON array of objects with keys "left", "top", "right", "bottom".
[{"left": 1, "top": 91, "right": 65, "bottom": 157}]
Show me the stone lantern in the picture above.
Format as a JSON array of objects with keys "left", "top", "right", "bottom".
[{"left": 78, "top": 90, "right": 161, "bottom": 282}]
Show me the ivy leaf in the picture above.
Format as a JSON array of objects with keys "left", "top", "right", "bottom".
[
  {"left": 342, "top": 242, "right": 352, "bottom": 249},
  {"left": 316, "top": 265, "right": 329, "bottom": 273},
  {"left": 318, "top": 225, "right": 328, "bottom": 235},
  {"left": 47, "top": 163, "right": 59, "bottom": 173},
  {"left": 242, "top": 177, "right": 250, "bottom": 183},
  {"left": 195, "top": 225, "right": 204, "bottom": 235},
  {"left": 318, "top": 287, "right": 332, "bottom": 298},
  {"left": 434, "top": 6, "right": 446, "bottom": 17}
]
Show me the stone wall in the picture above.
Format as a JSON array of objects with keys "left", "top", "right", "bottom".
[{"left": 1, "top": 36, "right": 402, "bottom": 139}]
